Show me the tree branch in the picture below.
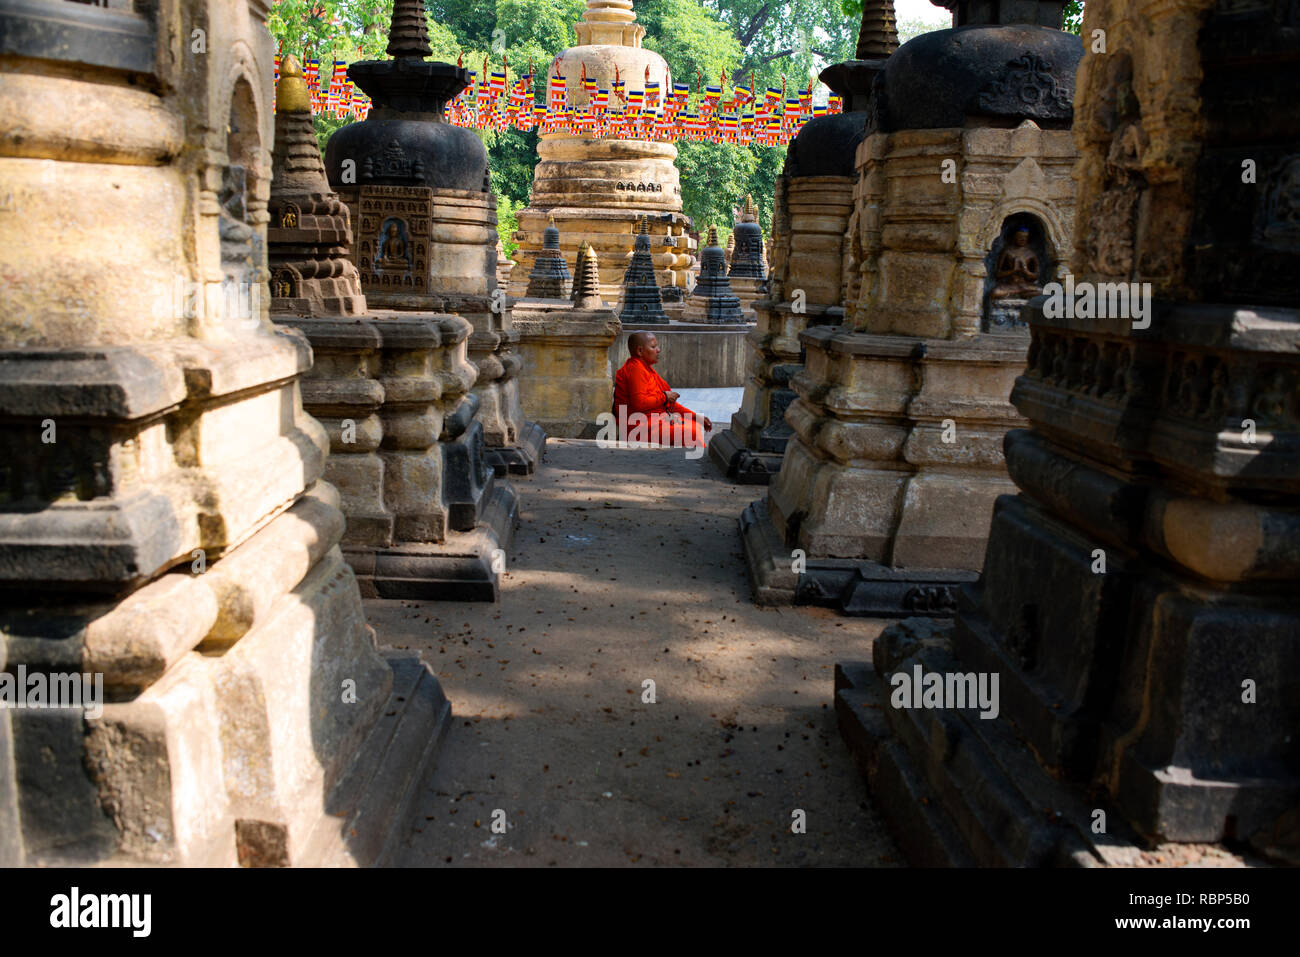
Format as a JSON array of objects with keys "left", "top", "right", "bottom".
[{"left": 737, "top": 3, "right": 773, "bottom": 49}]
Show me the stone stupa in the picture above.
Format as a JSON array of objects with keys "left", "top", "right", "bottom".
[
  {"left": 507, "top": 0, "right": 696, "bottom": 304},
  {"left": 710, "top": 0, "right": 898, "bottom": 484},
  {"left": 619, "top": 216, "right": 669, "bottom": 323},
  {"left": 728, "top": 195, "right": 767, "bottom": 319},
  {"left": 268, "top": 56, "right": 367, "bottom": 317},
  {"left": 325, "top": 0, "right": 545, "bottom": 477},
  {"left": 683, "top": 226, "right": 744, "bottom": 324},
  {"left": 525, "top": 216, "right": 572, "bottom": 299},
  {"left": 571, "top": 241, "right": 604, "bottom": 309}
]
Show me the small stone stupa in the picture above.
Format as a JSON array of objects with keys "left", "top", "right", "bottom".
[
  {"left": 728, "top": 195, "right": 767, "bottom": 319},
  {"left": 268, "top": 55, "right": 366, "bottom": 316},
  {"left": 729, "top": 196, "right": 767, "bottom": 280},
  {"left": 683, "top": 226, "right": 743, "bottom": 324},
  {"left": 571, "top": 241, "right": 604, "bottom": 309},
  {"left": 525, "top": 216, "right": 572, "bottom": 299},
  {"left": 619, "top": 216, "right": 669, "bottom": 323}
]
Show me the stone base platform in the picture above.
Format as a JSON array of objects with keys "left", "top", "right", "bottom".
[
  {"left": 25, "top": 651, "right": 451, "bottom": 869},
  {"left": 513, "top": 301, "right": 621, "bottom": 439},
  {"left": 345, "top": 483, "right": 518, "bottom": 602},
  {"left": 834, "top": 617, "right": 1255, "bottom": 868},
  {"left": 486, "top": 420, "right": 547, "bottom": 477},
  {"left": 741, "top": 499, "right": 979, "bottom": 616},
  {"left": 300, "top": 652, "right": 451, "bottom": 867},
  {"left": 706, "top": 427, "right": 784, "bottom": 485},
  {"left": 615, "top": 321, "right": 752, "bottom": 388}
]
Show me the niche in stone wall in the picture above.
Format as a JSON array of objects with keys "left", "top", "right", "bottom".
[
  {"left": 982, "top": 212, "right": 1052, "bottom": 334},
  {"left": 377, "top": 217, "right": 412, "bottom": 273},
  {"left": 220, "top": 77, "right": 262, "bottom": 326}
]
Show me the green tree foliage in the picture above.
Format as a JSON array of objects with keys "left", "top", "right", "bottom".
[
  {"left": 636, "top": 0, "right": 741, "bottom": 87},
  {"left": 1064, "top": 1, "right": 1084, "bottom": 33},
  {"left": 497, "top": 193, "right": 523, "bottom": 256},
  {"left": 699, "top": 0, "right": 856, "bottom": 90}
]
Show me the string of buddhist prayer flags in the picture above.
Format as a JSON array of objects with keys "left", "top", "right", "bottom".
[{"left": 274, "top": 56, "right": 841, "bottom": 146}]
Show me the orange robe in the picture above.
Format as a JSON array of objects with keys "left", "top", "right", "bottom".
[{"left": 612, "top": 355, "right": 706, "bottom": 447}]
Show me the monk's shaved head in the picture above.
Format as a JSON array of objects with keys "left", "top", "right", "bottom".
[{"left": 628, "top": 331, "right": 658, "bottom": 356}]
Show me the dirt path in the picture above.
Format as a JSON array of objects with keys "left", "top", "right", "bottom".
[{"left": 369, "top": 439, "right": 900, "bottom": 867}]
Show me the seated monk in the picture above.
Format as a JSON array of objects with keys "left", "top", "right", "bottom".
[{"left": 613, "top": 331, "right": 713, "bottom": 447}]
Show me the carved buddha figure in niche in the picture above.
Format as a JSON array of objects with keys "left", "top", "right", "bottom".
[
  {"left": 378, "top": 221, "right": 409, "bottom": 269},
  {"left": 991, "top": 227, "right": 1042, "bottom": 300}
]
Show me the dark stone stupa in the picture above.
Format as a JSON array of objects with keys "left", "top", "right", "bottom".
[
  {"left": 526, "top": 216, "right": 571, "bottom": 299},
  {"left": 619, "top": 216, "right": 668, "bottom": 323},
  {"left": 729, "top": 198, "right": 767, "bottom": 281},
  {"left": 688, "top": 226, "right": 744, "bottom": 324},
  {"left": 324, "top": 0, "right": 486, "bottom": 195}
]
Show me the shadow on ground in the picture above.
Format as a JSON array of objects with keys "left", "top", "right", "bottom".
[{"left": 368, "top": 439, "right": 902, "bottom": 867}]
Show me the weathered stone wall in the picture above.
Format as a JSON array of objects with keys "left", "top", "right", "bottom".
[
  {"left": 0, "top": 0, "right": 446, "bottom": 867},
  {"left": 848, "top": 124, "right": 1077, "bottom": 338},
  {"left": 613, "top": 324, "right": 751, "bottom": 388},
  {"left": 837, "top": 0, "right": 1300, "bottom": 865}
]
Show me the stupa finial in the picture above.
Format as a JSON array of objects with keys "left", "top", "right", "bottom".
[
  {"left": 855, "top": 0, "right": 899, "bottom": 60},
  {"left": 387, "top": 0, "right": 432, "bottom": 60},
  {"left": 575, "top": 0, "right": 643, "bottom": 48},
  {"left": 707, "top": 225, "right": 719, "bottom": 247},
  {"left": 276, "top": 54, "right": 311, "bottom": 114},
  {"left": 582, "top": 0, "right": 637, "bottom": 24}
]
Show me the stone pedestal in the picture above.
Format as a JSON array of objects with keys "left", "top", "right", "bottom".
[
  {"left": 742, "top": 19, "right": 1081, "bottom": 614},
  {"left": 513, "top": 301, "right": 621, "bottom": 437},
  {"left": 709, "top": 172, "right": 860, "bottom": 481},
  {"left": 0, "top": 0, "right": 447, "bottom": 866},
  {"left": 279, "top": 312, "right": 519, "bottom": 600},
  {"left": 837, "top": 0, "right": 1300, "bottom": 866},
  {"left": 729, "top": 276, "right": 767, "bottom": 321},
  {"left": 711, "top": 302, "right": 843, "bottom": 483}
]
